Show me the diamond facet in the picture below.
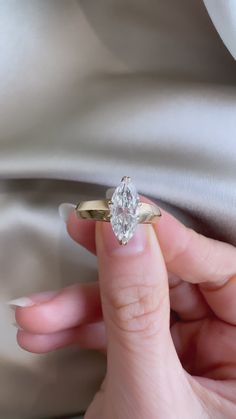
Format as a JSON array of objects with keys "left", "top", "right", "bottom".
[{"left": 109, "top": 176, "right": 140, "bottom": 245}]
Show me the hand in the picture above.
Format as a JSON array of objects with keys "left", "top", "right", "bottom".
[{"left": 12, "top": 197, "right": 236, "bottom": 418}]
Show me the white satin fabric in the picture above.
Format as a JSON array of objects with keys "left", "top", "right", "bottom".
[
  {"left": 0, "top": 1, "right": 236, "bottom": 418},
  {"left": 203, "top": 0, "right": 236, "bottom": 59}
]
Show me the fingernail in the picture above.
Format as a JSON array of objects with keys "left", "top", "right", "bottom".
[
  {"left": 7, "top": 290, "right": 59, "bottom": 308},
  {"left": 58, "top": 203, "right": 76, "bottom": 223},
  {"left": 101, "top": 222, "right": 148, "bottom": 256}
]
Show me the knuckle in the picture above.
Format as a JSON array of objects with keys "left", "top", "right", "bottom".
[{"left": 105, "top": 273, "right": 168, "bottom": 335}]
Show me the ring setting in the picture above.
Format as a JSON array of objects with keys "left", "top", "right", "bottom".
[{"left": 75, "top": 176, "right": 162, "bottom": 245}]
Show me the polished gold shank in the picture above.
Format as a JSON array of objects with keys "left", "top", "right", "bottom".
[{"left": 75, "top": 199, "right": 161, "bottom": 223}]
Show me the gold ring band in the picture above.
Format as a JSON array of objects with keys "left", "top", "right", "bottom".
[
  {"left": 75, "top": 176, "right": 162, "bottom": 245},
  {"left": 75, "top": 199, "right": 161, "bottom": 223}
]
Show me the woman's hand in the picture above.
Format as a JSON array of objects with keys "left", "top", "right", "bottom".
[{"left": 11, "top": 197, "right": 236, "bottom": 418}]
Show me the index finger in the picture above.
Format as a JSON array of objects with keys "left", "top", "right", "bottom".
[
  {"left": 65, "top": 196, "right": 236, "bottom": 325},
  {"left": 149, "top": 197, "right": 236, "bottom": 325}
]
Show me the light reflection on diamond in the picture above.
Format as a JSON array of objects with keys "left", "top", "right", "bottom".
[{"left": 109, "top": 177, "right": 140, "bottom": 244}]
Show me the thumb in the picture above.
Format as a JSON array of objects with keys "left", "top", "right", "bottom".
[{"left": 95, "top": 221, "right": 195, "bottom": 417}]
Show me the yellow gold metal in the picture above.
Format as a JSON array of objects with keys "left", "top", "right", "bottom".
[{"left": 75, "top": 199, "right": 162, "bottom": 223}]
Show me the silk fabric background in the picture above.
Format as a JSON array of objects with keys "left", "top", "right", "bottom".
[{"left": 0, "top": 1, "right": 236, "bottom": 418}]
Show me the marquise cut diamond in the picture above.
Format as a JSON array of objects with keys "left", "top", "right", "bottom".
[{"left": 109, "top": 176, "right": 140, "bottom": 245}]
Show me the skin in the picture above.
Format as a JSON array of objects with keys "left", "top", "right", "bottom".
[{"left": 14, "top": 196, "right": 236, "bottom": 418}]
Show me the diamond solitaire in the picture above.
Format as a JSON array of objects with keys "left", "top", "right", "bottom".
[
  {"left": 75, "top": 176, "right": 162, "bottom": 245},
  {"left": 108, "top": 176, "right": 140, "bottom": 245}
]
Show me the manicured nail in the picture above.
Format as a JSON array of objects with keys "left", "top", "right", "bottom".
[
  {"left": 101, "top": 222, "right": 148, "bottom": 256},
  {"left": 7, "top": 290, "right": 59, "bottom": 308},
  {"left": 58, "top": 203, "right": 76, "bottom": 223},
  {"left": 7, "top": 297, "right": 35, "bottom": 308}
]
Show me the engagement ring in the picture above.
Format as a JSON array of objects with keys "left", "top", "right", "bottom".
[{"left": 75, "top": 176, "right": 162, "bottom": 245}]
